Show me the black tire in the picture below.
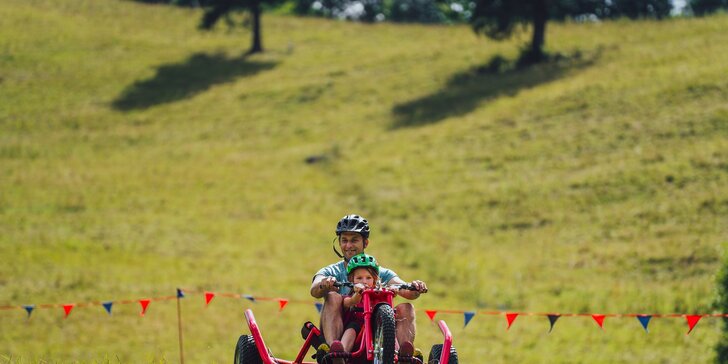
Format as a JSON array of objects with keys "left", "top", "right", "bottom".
[
  {"left": 234, "top": 335, "right": 263, "bottom": 364},
  {"left": 427, "top": 344, "right": 458, "bottom": 364},
  {"left": 372, "top": 304, "right": 396, "bottom": 364}
]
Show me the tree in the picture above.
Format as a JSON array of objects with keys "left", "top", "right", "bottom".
[
  {"left": 470, "top": 0, "right": 550, "bottom": 64},
  {"left": 200, "top": 0, "right": 276, "bottom": 54},
  {"left": 389, "top": 0, "right": 446, "bottom": 23},
  {"left": 293, "top": 0, "right": 458, "bottom": 23},
  {"left": 470, "top": 0, "right": 673, "bottom": 65},
  {"left": 294, "top": 0, "right": 385, "bottom": 22},
  {"left": 690, "top": 0, "right": 728, "bottom": 16},
  {"left": 609, "top": 0, "right": 671, "bottom": 19},
  {"left": 715, "top": 255, "right": 728, "bottom": 362},
  {"left": 550, "top": 0, "right": 613, "bottom": 19}
]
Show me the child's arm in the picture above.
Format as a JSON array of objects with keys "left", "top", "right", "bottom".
[
  {"left": 343, "top": 283, "right": 365, "bottom": 308},
  {"left": 343, "top": 293, "right": 361, "bottom": 309}
]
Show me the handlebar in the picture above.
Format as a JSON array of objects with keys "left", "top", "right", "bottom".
[
  {"left": 332, "top": 281, "right": 427, "bottom": 293},
  {"left": 394, "top": 283, "right": 428, "bottom": 293}
]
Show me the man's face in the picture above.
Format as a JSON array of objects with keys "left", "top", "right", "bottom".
[{"left": 339, "top": 232, "right": 367, "bottom": 260}]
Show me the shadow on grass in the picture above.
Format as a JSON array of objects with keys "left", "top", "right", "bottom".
[
  {"left": 112, "top": 52, "right": 277, "bottom": 111},
  {"left": 391, "top": 50, "right": 600, "bottom": 129}
]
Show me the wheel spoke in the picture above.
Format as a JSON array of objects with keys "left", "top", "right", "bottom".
[
  {"left": 372, "top": 305, "right": 396, "bottom": 364},
  {"left": 374, "top": 321, "right": 384, "bottom": 363}
]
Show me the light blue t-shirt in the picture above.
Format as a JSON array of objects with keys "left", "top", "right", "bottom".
[{"left": 314, "top": 260, "right": 398, "bottom": 296}]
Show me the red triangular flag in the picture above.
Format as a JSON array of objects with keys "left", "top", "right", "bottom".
[
  {"left": 63, "top": 304, "right": 75, "bottom": 318},
  {"left": 139, "top": 299, "right": 151, "bottom": 316},
  {"left": 205, "top": 292, "right": 215, "bottom": 306},
  {"left": 506, "top": 313, "right": 519, "bottom": 330},
  {"left": 592, "top": 314, "right": 606, "bottom": 329},
  {"left": 425, "top": 310, "right": 437, "bottom": 321},
  {"left": 278, "top": 299, "right": 288, "bottom": 311},
  {"left": 686, "top": 315, "right": 702, "bottom": 334}
]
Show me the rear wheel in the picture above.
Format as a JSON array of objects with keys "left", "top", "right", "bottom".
[
  {"left": 234, "top": 335, "right": 263, "bottom": 364},
  {"left": 427, "top": 344, "right": 458, "bottom": 364},
  {"left": 372, "top": 304, "right": 396, "bottom": 364}
]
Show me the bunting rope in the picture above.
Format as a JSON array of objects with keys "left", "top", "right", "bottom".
[{"left": 1, "top": 289, "right": 721, "bottom": 334}]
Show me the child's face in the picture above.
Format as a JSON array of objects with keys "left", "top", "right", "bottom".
[{"left": 352, "top": 268, "right": 376, "bottom": 287}]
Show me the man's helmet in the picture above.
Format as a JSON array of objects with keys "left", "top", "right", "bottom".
[
  {"left": 346, "top": 253, "right": 379, "bottom": 275},
  {"left": 336, "top": 214, "right": 370, "bottom": 239}
]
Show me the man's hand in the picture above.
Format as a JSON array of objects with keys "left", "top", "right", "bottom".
[
  {"left": 311, "top": 276, "right": 341, "bottom": 298},
  {"left": 318, "top": 276, "right": 339, "bottom": 293},
  {"left": 384, "top": 277, "right": 426, "bottom": 300},
  {"left": 409, "top": 280, "right": 428, "bottom": 294},
  {"left": 396, "top": 280, "right": 427, "bottom": 300}
]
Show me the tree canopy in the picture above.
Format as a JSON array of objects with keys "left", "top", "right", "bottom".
[
  {"left": 470, "top": 0, "right": 674, "bottom": 64},
  {"left": 470, "top": 0, "right": 549, "bottom": 63},
  {"left": 690, "top": 0, "right": 728, "bottom": 15},
  {"left": 293, "top": 0, "right": 472, "bottom": 23},
  {"left": 199, "top": 0, "right": 284, "bottom": 54}
]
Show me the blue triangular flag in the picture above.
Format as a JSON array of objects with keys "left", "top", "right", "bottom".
[
  {"left": 463, "top": 311, "right": 475, "bottom": 328},
  {"left": 547, "top": 314, "right": 561, "bottom": 333},
  {"left": 243, "top": 294, "right": 256, "bottom": 302},
  {"left": 314, "top": 302, "right": 323, "bottom": 313},
  {"left": 637, "top": 315, "right": 652, "bottom": 332},
  {"left": 102, "top": 302, "right": 113, "bottom": 315},
  {"left": 23, "top": 305, "right": 35, "bottom": 318},
  {"left": 177, "top": 288, "right": 185, "bottom": 298}
]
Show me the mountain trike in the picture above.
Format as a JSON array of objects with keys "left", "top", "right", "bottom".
[{"left": 234, "top": 282, "right": 457, "bottom": 364}]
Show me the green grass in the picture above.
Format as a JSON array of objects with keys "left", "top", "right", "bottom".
[{"left": 1, "top": 0, "right": 727, "bottom": 362}]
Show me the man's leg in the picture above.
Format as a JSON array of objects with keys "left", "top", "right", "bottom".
[
  {"left": 320, "top": 292, "right": 344, "bottom": 344},
  {"left": 395, "top": 303, "right": 416, "bottom": 344}
]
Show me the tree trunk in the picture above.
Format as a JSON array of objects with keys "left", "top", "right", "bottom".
[
  {"left": 249, "top": 0, "right": 263, "bottom": 54},
  {"left": 530, "top": 0, "right": 548, "bottom": 62}
]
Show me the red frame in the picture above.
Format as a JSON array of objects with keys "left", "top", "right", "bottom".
[
  {"left": 242, "top": 287, "right": 454, "bottom": 364},
  {"left": 436, "top": 319, "right": 453, "bottom": 364}
]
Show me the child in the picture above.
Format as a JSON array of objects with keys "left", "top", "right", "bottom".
[{"left": 338, "top": 253, "right": 380, "bottom": 354}]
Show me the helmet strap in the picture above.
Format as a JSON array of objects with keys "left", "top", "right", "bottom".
[{"left": 332, "top": 237, "right": 344, "bottom": 259}]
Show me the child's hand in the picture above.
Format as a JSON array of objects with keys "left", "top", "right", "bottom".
[
  {"left": 353, "top": 283, "right": 366, "bottom": 294},
  {"left": 385, "top": 285, "right": 398, "bottom": 295}
]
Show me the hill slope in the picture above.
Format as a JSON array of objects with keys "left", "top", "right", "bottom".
[{"left": 1, "top": 0, "right": 727, "bottom": 362}]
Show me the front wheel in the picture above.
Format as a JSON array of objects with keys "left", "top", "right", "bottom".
[
  {"left": 372, "top": 304, "right": 396, "bottom": 364},
  {"left": 234, "top": 335, "right": 263, "bottom": 364},
  {"left": 427, "top": 344, "right": 458, "bottom": 364}
]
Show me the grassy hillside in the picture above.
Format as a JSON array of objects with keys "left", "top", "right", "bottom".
[{"left": 1, "top": 0, "right": 727, "bottom": 362}]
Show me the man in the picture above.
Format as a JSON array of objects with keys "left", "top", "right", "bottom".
[{"left": 310, "top": 214, "right": 428, "bottom": 360}]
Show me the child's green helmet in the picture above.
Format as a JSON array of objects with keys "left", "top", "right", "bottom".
[{"left": 346, "top": 253, "right": 380, "bottom": 275}]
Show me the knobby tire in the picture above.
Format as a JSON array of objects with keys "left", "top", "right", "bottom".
[
  {"left": 427, "top": 344, "right": 458, "bottom": 364},
  {"left": 372, "top": 304, "right": 396, "bottom": 364},
  {"left": 234, "top": 335, "right": 263, "bottom": 364}
]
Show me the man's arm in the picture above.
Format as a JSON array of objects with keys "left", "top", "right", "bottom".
[
  {"left": 311, "top": 275, "right": 339, "bottom": 298},
  {"left": 386, "top": 276, "right": 427, "bottom": 300}
]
